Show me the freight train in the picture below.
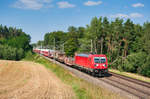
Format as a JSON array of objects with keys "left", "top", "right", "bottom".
[{"left": 33, "top": 48, "right": 108, "bottom": 76}]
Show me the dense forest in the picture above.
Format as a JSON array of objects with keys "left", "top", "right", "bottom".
[
  {"left": 37, "top": 17, "right": 150, "bottom": 77},
  {"left": 0, "top": 25, "right": 32, "bottom": 60}
]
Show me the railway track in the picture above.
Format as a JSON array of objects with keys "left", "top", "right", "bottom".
[
  {"left": 100, "top": 72, "right": 150, "bottom": 99},
  {"left": 100, "top": 77, "right": 150, "bottom": 99},
  {"left": 42, "top": 55, "right": 150, "bottom": 99},
  {"left": 110, "top": 72, "right": 150, "bottom": 88}
]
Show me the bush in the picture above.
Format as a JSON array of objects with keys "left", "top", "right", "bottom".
[
  {"left": 16, "top": 48, "right": 24, "bottom": 60},
  {"left": 138, "top": 55, "right": 150, "bottom": 77},
  {"left": 24, "top": 51, "right": 34, "bottom": 60},
  {"left": 0, "top": 45, "right": 25, "bottom": 60},
  {"left": 110, "top": 56, "right": 123, "bottom": 70},
  {"left": 111, "top": 52, "right": 149, "bottom": 77},
  {"left": 3, "top": 46, "right": 17, "bottom": 60},
  {"left": 0, "top": 45, "right": 3, "bottom": 58},
  {"left": 122, "top": 52, "right": 147, "bottom": 72}
]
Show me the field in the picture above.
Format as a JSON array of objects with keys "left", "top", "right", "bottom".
[{"left": 0, "top": 60, "right": 75, "bottom": 99}]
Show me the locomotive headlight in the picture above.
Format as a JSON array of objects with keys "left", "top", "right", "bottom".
[
  {"left": 103, "top": 64, "right": 106, "bottom": 67},
  {"left": 94, "top": 64, "right": 99, "bottom": 67}
]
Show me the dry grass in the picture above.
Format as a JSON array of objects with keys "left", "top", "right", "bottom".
[
  {"left": 0, "top": 60, "right": 75, "bottom": 99},
  {"left": 74, "top": 79, "right": 125, "bottom": 99},
  {"left": 109, "top": 69, "right": 150, "bottom": 83}
]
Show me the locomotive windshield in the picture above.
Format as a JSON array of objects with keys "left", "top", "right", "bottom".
[{"left": 94, "top": 57, "right": 106, "bottom": 63}]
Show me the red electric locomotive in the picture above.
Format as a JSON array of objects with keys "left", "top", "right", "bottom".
[{"left": 75, "top": 54, "right": 108, "bottom": 76}]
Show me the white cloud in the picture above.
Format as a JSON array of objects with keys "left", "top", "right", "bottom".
[
  {"left": 132, "top": 3, "right": 144, "bottom": 8},
  {"left": 110, "top": 13, "right": 143, "bottom": 18},
  {"left": 57, "top": 1, "right": 75, "bottom": 8},
  {"left": 110, "top": 13, "right": 129, "bottom": 18},
  {"left": 129, "top": 13, "right": 143, "bottom": 18},
  {"left": 84, "top": 1, "right": 102, "bottom": 6},
  {"left": 13, "top": 0, "right": 52, "bottom": 10}
]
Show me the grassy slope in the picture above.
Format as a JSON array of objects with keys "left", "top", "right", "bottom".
[
  {"left": 109, "top": 69, "right": 150, "bottom": 83},
  {"left": 24, "top": 54, "right": 125, "bottom": 99}
]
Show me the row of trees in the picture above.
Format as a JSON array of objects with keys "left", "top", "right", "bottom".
[
  {"left": 0, "top": 25, "right": 32, "bottom": 60},
  {"left": 37, "top": 17, "right": 150, "bottom": 77}
]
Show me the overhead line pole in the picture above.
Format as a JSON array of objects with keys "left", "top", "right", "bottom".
[
  {"left": 63, "top": 43, "right": 64, "bottom": 52},
  {"left": 91, "top": 39, "right": 93, "bottom": 54},
  {"left": 40, "top": 43, "right": 42, "bottom": 56},
  {"left": 54, "top": 38, "right": 56, "bottom": 64}
]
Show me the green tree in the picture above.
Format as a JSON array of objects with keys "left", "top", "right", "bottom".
[
  {"left": 64, "top": 39, "right": 78, "bottom": 57},
  {"left": 0, "top": 25, "right": 31, "bottom": 60}
]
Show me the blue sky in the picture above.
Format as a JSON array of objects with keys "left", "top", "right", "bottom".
[{"left": 0, "top": 0, "right": 150, "bottom": 43}]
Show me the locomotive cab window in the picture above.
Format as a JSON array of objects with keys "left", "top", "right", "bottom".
[
  {"left": 100, "top": 57, "right": 106, "bottom": 63},
  {"left": 94, "top": 57, "right": 106, "bottom": 63}
]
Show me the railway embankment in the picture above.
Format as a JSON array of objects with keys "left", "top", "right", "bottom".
[{"left": 24, "top": 53, "right": 126, "bottom": 99}]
